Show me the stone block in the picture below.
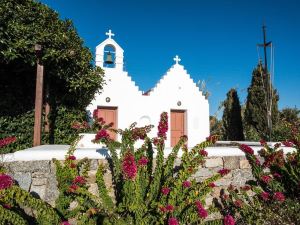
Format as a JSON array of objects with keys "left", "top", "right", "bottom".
[
  {"left": 223, "top": 156, "right": 240, "bottom": 169},
  {"left": 30, "top": 185, "right": 47, "bottom": 200},
  {"left": 214, "top": 173, "right": 232, "bottom": 187},
  {"left": 239, "top": 159, "right": 250, "bottom": 169},
  {"left": 231, "top": 169, "right": 254, "bottom": 187},
  {"left": 88, "top": 183, "right": 99, "bottom": 196},
  {"left": 32, "top": 178, "right": 47, "bottom": 186},
  {"left": 90, "top": 159, "right": 99, "bottom": 170},
  {"left": 8, "top": 161, "right": 51, "bottom": 173},
  {"left": 87, "top": 170, "right": 97, "bottom": 183},
  {"left": 13, "top": 172, "right": 32, "bottom": 191},
  {"left": 205, "top": 157, "right": 223, "bottom": 168}
]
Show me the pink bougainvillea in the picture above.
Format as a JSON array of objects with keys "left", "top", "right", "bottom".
[
  {"left": 165, "top": 204, "right": 174, "bottom": 212},
  {"left": 182, "top": 180, "right": 191, "bottom": 188},
  {"left": 199, "top": 149, "right": 208, "bottom": 157},
  {"left": 208, "top": 182, "right": 216, "bottom": 188},
  {"left": 73, "top": 176, "right": 86, "bottom": 185},
  {"left": 261, "top": 175, "right": 272, "bottom": 184},
  {"left": 161, "top": 187, "right": 171, "bottom": 195},
  {"left": 95, "top": 129, "right": 110, "bottom": 141},
  {"left": 273, "top": 192, "right": 285, "bottom": 202},
  {"left": 168, "top": 217, "right": 179, "bottom": 225},
  {"left": 157, "top": 112, "right": 168, "bottom": 139},
  {"left": 260, "top": 191, "right": 270, "bottom": 201},
  {"left": 195, "top": 200, "right": 208, "bottom": 219},
  {"left": 218, "top": 168, "right": 230, "bottom": 176},
  {"left": 0, "top": 136, "right": 16, "bottom": 148},
  {"left": 67, "top": 155, "right": 76, "bottom": 160},
  {"left": 138, "top": 156, "right": 149, "bottom": 166},
  {"left": 122, "top": 152, "right": 137, "bottom": 180},
  {"left": 240, "top": 144, "right": 254, "bottom": 155},
  {"left": 0, "top": 174, "right": 13, "bottom": 190},
  {"left": 60, "top": 221, "right": 71, "bottom": 225},
  {"left": 224, "top": 215, "right": 235, "bottom": 225}
]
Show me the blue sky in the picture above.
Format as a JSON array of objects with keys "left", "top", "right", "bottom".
[{"left": 40, "top": 0, "right": 300, "bottom": 117}]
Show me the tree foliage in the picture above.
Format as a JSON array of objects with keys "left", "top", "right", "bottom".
[
  {"left": 0, "top": 0, "right": 104, "bottom": 117},
  {"left": 244, "top": 63, "right": 279, "bottom": 140},
  {"left": 222, "top": 89, "right": 244, "bottom": 141}
]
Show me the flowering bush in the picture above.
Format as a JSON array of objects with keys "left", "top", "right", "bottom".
[
  {"left": 53, "top": 112, "right": 229, "bottom": 224},
  {"left": 216, "top": 127, "right": 300, "bottom": 224}
]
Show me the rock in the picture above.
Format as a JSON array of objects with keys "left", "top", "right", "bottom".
[
  {"left": 30, "top": 185, "right": 47, "bottom": 200},
  {"left": 205, "top": 158, "right": 223, "bottom": 168},
  {"left": 32, "top": 178, "right": 47, "bottom": 186},
  {"left": 90, "top": 159, "right": 99, "bottom": 170},
  {"left": 13, "top": 172, "right": 32, "bottom": 191},
  {"left": 87, "top": 170, "right": 97, "bottom": 183},
  {"left": 7, "top": 161, "right": 50, "bottom": 173},
  {"left": 231, "top": 169, "right": 254, "bottom": 187},
  {"left": 239, "top": 159, "right": 250, "bottom": 169},
  {"left": 223, "top": 156, "right": 240, "bottom": 169},
  {"left": 88, "top": 183, "right": 99, "bottom": 196}
]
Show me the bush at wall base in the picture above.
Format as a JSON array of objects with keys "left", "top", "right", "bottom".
[
  {"left": 0, "top": 112, "right": 231, "bottom": 224},
  {"left": 215, "top": 127, "right": 300, "bottom": 224}
]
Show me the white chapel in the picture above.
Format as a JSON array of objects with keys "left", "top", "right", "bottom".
[{"left": 86, "top": 30, "right": 210, "bottom": 148}]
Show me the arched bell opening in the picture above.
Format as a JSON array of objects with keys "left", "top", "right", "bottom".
[{"left": 104, "top": 45, "right": 116, "bottom": 68}]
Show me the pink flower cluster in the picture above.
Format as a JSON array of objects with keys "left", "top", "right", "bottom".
[
  {"left": 261, "top": 175, "right": 272, "bottom": 184},
  {"left": 239, "top": 144, "right": 254, "bottom": 155},
  {"left": 199, "top": 149, "right": 208, "bottom": 157},
  {"left": 157, "top": 112, "right": 168, "bottom": 139},
  {"left": 0, "top": 136, "right": 16, "bottom": 148},
  {"left": 282, "top": 141, "right": 294, "bottom": 147},
  {"left": 138, "top": 156, "right": 149, "bottom": 166},
  {"left": 168, "top": 217, "right": 179, "bottom": 225},
  {"left": 161, "top": 187, "right": 171, "bottom": 195},
  {"left": 195, "top": 200, "right": 208, "bottom": 219},
  {"left": 208, "top": 182, "right": 216, "bottom": 188},
  {"left": 218, "top": 168, "right": 231, "bottom": 176},
  {"left": 224, "top": 215, "right": 235, "bottom": 225},
  {"left": 60, "top": 221, "right": 71, "bottom": 225},
  {"left": 73, "top": 176, "right": 86, "bottom": 185},
  {"left": 160, "top": 204, "right": 174, "bottom": 213},
  {"left": 122, "top": 152, "right": 137, "bottom": 180},
  {"left": 260, "top": 191, "right": 270, "bottom": 201},
  {"left": 67, "top": 155, "right": 76, "bottom": 160},
  {"left": 273, "top": 192, "right": 285, "bottom": 202},
  {"left": 95, "top": 129, "right": 110, "bottom": 141},
  {"left": 182, "top": 180, "right": 191, "bottom": 188},
  {"left": 0, "top": 174, "right": 13, "bottom": 190}
]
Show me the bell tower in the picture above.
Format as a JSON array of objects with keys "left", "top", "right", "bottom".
[{"left": 95, "top": 29, "right": 124, "bottom": 71}]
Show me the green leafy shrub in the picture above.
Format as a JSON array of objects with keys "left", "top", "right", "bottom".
[
  {"left": 216, "top": 126, "right": 300, "bottom": 224},
  {"left": 54, "top": 112, "right": 230, "bottom": 224},
  {"left": 0, "top": 106, "right": 91, "bottom": 154}
]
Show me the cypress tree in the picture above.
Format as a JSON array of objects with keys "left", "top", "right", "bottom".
[
  {"left": 244, "top": 62, "right": 279, "bottom": 140},
  {"left": 222, "top": 88, "right": 244, "bottom": 141}
]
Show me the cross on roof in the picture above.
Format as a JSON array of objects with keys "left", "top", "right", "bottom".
[
  {"left": 173, "top": 55, "right": 181, "bottom": 64},
  {"left": 105, "top": 29, "right": 115, "bottom": 39}
]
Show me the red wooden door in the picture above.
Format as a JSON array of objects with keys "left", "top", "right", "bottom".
[
  {"left": 171, "top": 110, "right": 185, "bottom": 147},
  {"left": 97, "top": 107, "right": 117, "bottom": 140}
]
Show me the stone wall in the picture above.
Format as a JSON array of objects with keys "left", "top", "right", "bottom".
[{"left": 2, "top": 156, "right": 253, "bottom": 206}]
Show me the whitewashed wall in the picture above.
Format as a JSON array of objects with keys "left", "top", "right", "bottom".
[{"left": 87, "top": 35, "right": 209, "bottom": 148}]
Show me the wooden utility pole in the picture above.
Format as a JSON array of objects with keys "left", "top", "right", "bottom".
[{"left": 33, "top": 44, "right": 44, "bottom": 146}]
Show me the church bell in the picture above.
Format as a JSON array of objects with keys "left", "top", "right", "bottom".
[{"left": 105, "top": 52, "right": 114, "bottom": 64}]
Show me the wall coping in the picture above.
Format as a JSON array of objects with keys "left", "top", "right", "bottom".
[{"left": 1, "top": 144, "right": 296, "bottom": 162}]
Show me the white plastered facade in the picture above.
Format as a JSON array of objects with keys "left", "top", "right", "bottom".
[{"left": 86, "top": 31, "right": 209, "bottom": 148}]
